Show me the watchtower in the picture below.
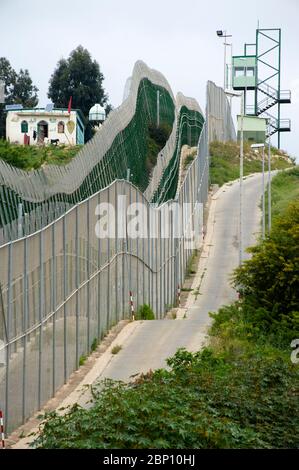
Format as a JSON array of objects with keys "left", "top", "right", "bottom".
[{"left": 232, "top": 28, "right": 291, "bottom": 148}]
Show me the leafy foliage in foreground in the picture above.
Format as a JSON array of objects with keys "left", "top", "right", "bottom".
[
  {"left": 233, "top": 199, "right": 299, "bottom": 344},
  {"left": 32, "top": 346, "right": 299, "bottom": 449}
]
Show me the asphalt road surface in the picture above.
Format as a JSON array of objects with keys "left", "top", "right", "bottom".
[{"left": 91, "top": 173, "right": 263, "bottom": 383}]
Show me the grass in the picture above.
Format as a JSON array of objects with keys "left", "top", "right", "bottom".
[
  {"left": 185, "top": 249, "right": 198, "bottom": 278},
  {"left": 210, "top": 140, "right": 294, "bottom": 186},
  {"left": 111, "top": 345, "right": 122, "bottom": 355},
  {"left": 90, "top": 338, "right": 98, "bottom": 352},
  {"left": 265, "top": 166, "right": 299, "bottom": 230},
  {"left": 136, "top": 304, "right": 155, "bottom": 320},
  {"left": 79, "top": 355, "right": 87, "bottom": 366},
  {"left": 0, "top": 139, "right": 82, "bottom": 170}
]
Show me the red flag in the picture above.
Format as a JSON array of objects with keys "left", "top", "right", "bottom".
[{"left": 67, "top": 96, "right": 72, "bottom": 114}]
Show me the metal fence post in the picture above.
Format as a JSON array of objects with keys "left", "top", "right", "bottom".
[
  {"left": 5, "top": 243, "right": 12, "bottom": 431},
  {"left": 115, "top": 183, "right": 118, "bottom": 322},
  {"left": 51, "top": 222, "right": 56, "bottom": 395},
  {"left": 22, "top": 237, "right": 28, "bottom": 423},
  {"left": 136, "top": 190, "right": 140, "bottom": 310},
  {"left": 86, "top": 199, "right": 90, "bottom": 351},
  {"left": 38, "top": 229, "right": 44, "bottom": 408},
  {"left": 62, "top": 216, "right": 67, "bottom": 384},
  {"left": 75, "top": 205, "right": 80, "bottom": 368},
  {"left": 107, "top": 187, "right": 110, "bottom": 331},
  {"left": 97, "top": 192, "right": 102, "bottom": 338}
]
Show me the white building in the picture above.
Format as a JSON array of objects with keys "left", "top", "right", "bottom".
[{"left": 6, "top": 107, "right": 85, "bottom": 145}]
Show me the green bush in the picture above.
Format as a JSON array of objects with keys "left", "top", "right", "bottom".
[
  {"left": 0, "top": 139, "right": 82, "bottom": 170},
  {"left": 146, "top": 123, "right": 171, "bottom": 173},
  {"left": 233, "top": 200, "right": 299, "bottom": 344},
  {"left": 32, "top": 347, "right": 299, "bottom": 449},
  {"left": 136, "top": 304, "right": 155, "bottom": 320}
]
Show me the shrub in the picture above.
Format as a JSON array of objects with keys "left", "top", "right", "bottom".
[
  {"left": 111, "top": 345, "right": 122, "bottom": 355},
  {"left": 32, "top": 347, "right": 299, "bottom": 449},
  {"left": 136, "top": 304, "right": 155, "bottom": 320},
  {"left": 233, "top": 200, "right": 299, "bottom": 344}
]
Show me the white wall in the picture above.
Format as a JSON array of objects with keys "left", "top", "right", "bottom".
[{"left": 6, "top": 110, "right": 78, "bottom": 145}]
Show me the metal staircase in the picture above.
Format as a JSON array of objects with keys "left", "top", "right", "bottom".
[
  {"left": 254, "top": 79, "right": 291, "bottom": 138},
  {"left": 262, "top": 111, "right": 291, "bottom": 137},
  {"left": 256, "top": 80, "right": 291, "bottom": 115}
]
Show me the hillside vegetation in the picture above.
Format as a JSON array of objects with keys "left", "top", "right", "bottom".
[
  {"left": 0, "top": 123, "right": 171, "bottom": 173},
  {"left": 265, "top": 166, "right": 299, "bottom": 229},
  {"left": 0, "top": 139, "right": 82, "bottom": 170},
  {"left": 32, "top": 169, "right": 299, "bottom": 449},
  {"left": 210, "top": 140, "right": 294, "bottom": 186}
]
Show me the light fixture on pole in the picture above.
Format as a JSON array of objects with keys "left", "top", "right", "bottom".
[
  {"left": 216, "top": 30, "right": 232, "bottom": 90},
  {"left": 251, "top": 143, "right": 265, "bottom": 239},
  {"left": 238, "top": 58, "right": 248, "bottom": 265}
]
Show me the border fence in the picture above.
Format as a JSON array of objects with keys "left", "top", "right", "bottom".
[
  {"left": 0, "top": 62, "right": 203, "bottom": 245},
  {"left": 0, "top": 66, "right": 235, "bottom": 434}
]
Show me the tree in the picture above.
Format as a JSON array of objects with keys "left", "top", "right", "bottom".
[
  {"left": 48, "top": 46, "right": 109, "bottom": 119},
  {"left": 10, "top": 69, "right": 38, "bottom": 107},
  {"left": 0, "top": 57, "right": 17, "bottom": 98},
  {"left": 0, "top": 58, "right": 39, "bottom": 137}
]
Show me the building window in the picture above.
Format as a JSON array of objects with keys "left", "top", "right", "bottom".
[
  {"left": 21, "top": 120, "right": 28, "bottom": 133},
  {"left": 246, "top": 67, "right": 255, "bottom": 77},
  {"left": 57, "top": 121, "right": 65, "bottom": 133},
  {"left": 234, "top": 68, "right": 245, "bottom": 78}
]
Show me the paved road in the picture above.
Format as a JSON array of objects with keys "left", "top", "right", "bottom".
[{"left": 90, "top": 173, "right": 263, "bottom": 384}]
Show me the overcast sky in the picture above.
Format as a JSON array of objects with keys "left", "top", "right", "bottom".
[{"left": 1, "top": 0, "right": 298, "bottom": 157}]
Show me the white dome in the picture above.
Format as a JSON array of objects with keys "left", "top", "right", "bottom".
[{"left": 89, "top": 103, "right": 106, "bottom": 121}]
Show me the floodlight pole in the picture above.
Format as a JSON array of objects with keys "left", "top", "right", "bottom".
[
  {"left": 251, "top": 142, "right": 266, "bottom": 239},
  {"left": 262, "top": 145, "right": 265, "bottom": 239},
  {"left": 217, "top": 30, "right": 232, "bottom": 90},
  {"left": 224, "top": 31, "right": 227, "bottom": 89},
  {"left": 268, "top": 122, "right": 272, "bottom": 233},
  {"left": 239, "top": 91, "right": 244, "bottom": 265},
  {"left": 239, "top": 58, "right": 248, "bottom": 265}
]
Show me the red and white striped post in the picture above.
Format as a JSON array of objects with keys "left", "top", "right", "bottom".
[
  {"left": 0, "top": 410, "right": 5, "bottom": 449},
  {"left": 129, "top": 291, "right": 135, "bottom": 321},
  {"left": 177, "top": 285, "right": 181, "bottom": 307}
]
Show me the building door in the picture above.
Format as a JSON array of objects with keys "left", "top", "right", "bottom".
[{"left": 37, "top": 120, "right": 48, "bottom": 143}]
